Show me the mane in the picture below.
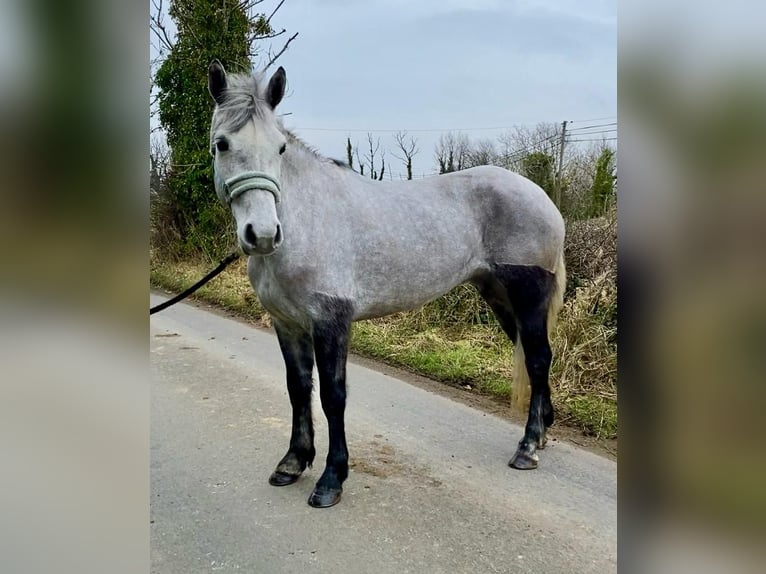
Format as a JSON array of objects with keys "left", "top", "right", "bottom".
[
  {"left": 285, "top": 131, "right": 353, "bottom": 170},
  {"left": 212, "top": 71, "right": 350, "bottom": 170}
]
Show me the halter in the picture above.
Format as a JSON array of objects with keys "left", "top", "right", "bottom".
[{"left": 223, "top": 171, "right": 282, "bottom": 205}]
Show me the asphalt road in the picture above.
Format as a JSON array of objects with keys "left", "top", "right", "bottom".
[{"left": 150, "top": 293, "right": 616, "bottom": 573}]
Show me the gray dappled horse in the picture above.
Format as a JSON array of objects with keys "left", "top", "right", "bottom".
[{"left": 207, "top": 61, "right": 565, "bottom": 508}]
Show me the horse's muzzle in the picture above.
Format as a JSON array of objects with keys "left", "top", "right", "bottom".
[{"left": 241, "top": 222, "right": 283, "bottom": 255}]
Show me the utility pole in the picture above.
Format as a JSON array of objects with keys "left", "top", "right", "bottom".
[{"left": 554, "top": 120, "right": 568, "bottom": 208}]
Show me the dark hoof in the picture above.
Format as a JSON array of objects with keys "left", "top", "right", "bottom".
[
  {"left": 307, "top": 487, "right": 342, "bottom": 508},
  {"left": 509, "top": 449, "right": 539, "bottom": 470},
  {"left": 268, "top": 470, "right": 301, "bottom": 486}
]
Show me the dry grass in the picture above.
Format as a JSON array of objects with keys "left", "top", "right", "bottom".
[
  {"left": 550, "top": 207, "right": 618, "bottom": 437},
  {"left": 150, "top": 256, "right": 272, "bottom": 328},
  {"left": 564, "top": 207, "right": 617, "bottom": 296},
  {"left": 550, "top": 269, "right": 617, "bottom": 437}
]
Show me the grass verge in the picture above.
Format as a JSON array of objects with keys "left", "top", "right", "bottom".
[{"left": 150, "top": 255, "right": 617, "bottom": 440}]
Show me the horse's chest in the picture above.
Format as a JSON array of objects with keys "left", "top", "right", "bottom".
[{"left": 248, "top": 263, "right": 309, "bottom": 326}]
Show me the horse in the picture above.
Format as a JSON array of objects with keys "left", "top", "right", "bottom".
[{"left": 206, "top": 60, "right": 565, "bottom": 508}]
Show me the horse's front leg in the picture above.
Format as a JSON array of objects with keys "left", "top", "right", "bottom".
[
  {"left": 307, "top": 301, "right": 353, "bottom": 508},
  {"left": 269, "top": 322, "right": 316, "bottom": 486}
]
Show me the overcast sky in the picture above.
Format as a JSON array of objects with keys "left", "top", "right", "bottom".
[{"left": 152, "top": 0, "right": 616, "bottom": 178}]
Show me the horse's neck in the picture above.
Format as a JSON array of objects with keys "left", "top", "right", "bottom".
[{"left": 281, "top": 144, "right": 326, "bottom": 190}]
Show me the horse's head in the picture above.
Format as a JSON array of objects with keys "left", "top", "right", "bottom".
[{"left": 208, "top": 60, "right": 288, "bottom": 256}]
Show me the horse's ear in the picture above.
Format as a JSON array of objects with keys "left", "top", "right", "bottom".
[
  {"left": 266, "top": 66, "right": 286, "bottom": 109},
  {"left": 208, "top": 59, "right": 227, "bottom": 104}
]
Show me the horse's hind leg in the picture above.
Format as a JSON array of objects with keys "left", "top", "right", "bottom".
[
  {"left": 477, "top": 275, "right": 549, "bottom": 458},
  {"left": 474, "top": 276, "right": 518, "bottom": 345},
  {"left": 269, "top": 322, "right": 316, "bottom": 486},
  {"left": 488, "top": 265, "right": 556, "bottom": 470},
  {"left": 509, "top": 302, "right": 553, "bottom": 469},
  {"left": 308, "top": 297, "right": 354, "bottom": 508}
]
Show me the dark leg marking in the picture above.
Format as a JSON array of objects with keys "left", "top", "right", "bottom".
[
  {"left": 474, "top": 275, "right": 518, "bottom": 343},
  {"left": 489, "top": 264, "right": 556, "bottom": 470},
  {"left": 269, "top": 322, "right": 315, "bottom": 487},
  {"left": 307, "top": 295, "right": 354, "bottom": 508}
]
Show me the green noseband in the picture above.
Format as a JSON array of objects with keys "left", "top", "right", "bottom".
[{"left": 223, "top": 171, "right": 282, "bottom": 205}]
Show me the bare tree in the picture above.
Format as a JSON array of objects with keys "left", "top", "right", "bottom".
[
  {"left": 378, "top": 152, "right": 385, "bottom": 181},
  {"left": 150, "top": 135, "right": 171, "bottom": 196},
  {"left": 150, "top": 0, "right": 174, "bottom": 56},
  {"left": 497, "top": 122, "right": 561, "bottom": 171},
  {"left": 149, "top": 0, "right": 174, "bottom": 109},
  {"left": 149, "top": 133, "right": 183, "bottom": 253},
  {"left": 466, "top": 138, "right": 498, "bottom": 168},
  {"left": 365, "top": 133, "right": 379, "bottom": 179},
  {"left": 434, "top": 132, "right": 471, "bottom": 173},
  {"left": 392, "top": 131, "right": 419, "bottom": 180},
  {"left": 364, "top": 133, "right": 386, "bottom": 180},
  {"left": 346, "top": 137, "right": 354, "bottom": 171},
  {"left": 355, "top": 146, "right": 365, "bottom": 176},
  {"left": 559, "top": 140, "right": 617, "bottom": 219}
]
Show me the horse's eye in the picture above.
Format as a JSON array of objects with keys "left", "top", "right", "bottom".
[
  {"left": 279, "top": 143, "right": 287, "bottom": 155},
  {"left": 215, "top": 139, "right": 229, "bottom": 152}
]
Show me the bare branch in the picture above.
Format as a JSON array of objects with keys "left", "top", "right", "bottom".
[
  {"left": 379, "top": 152, "right": 386, "bottom": 181},
  {"left": 149, "top": 21, "right": 174, "bottom": 53},
  {"left": 250, "top": 28, "right": 287, "bottom": 41},
  {"left": 238, "top": 0, "right": 266, "bottom": 13},
  {"left": 355, "top": 147, "right": 365, "bottom": 176},
  {"left": 266, "top": 0, "right": 287, "bottom": 25},
  {"left": 264, "top": 31, "right": 299, "bottom": 70},
  {"left": 364, "top": 133, "right": 389, "bottom": 180},
  {"left": 392, "top": 131, "right": 419, "bottom": 180},
  {"left": 392, "top": 131, "right": 419, "bottom": 161},
  {"left": 150, "top": 0, "right": 174, "bottom": 52}
]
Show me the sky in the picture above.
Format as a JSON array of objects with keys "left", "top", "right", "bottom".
[{"left": 151, "top": 0, "right": 616, "bottom": 178}]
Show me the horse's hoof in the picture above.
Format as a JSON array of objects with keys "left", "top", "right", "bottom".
[
  {"left": 509, "top": 449, "right": 539, "bottom": 470},
  {"left": 307, "top": 487, "right": 342, "bottom": 508},
  {"left": 268, "top": 470, "right": 301, "bottom": 486}
]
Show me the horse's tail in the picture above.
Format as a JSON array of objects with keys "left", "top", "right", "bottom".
[{"left": 511, "top": 251, "right": 566, "bottom": 412}]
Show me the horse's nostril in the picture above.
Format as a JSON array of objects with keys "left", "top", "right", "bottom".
[
  {"left": 244, "top": 223, "right": 258, "bottom": 246},
  {"left": 275, "top": 224, "right": 282, "bottom": 245}
]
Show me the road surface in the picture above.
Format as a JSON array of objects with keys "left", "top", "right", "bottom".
[{"left": 150, "top": 293, "right": 616, "bottom": 573}]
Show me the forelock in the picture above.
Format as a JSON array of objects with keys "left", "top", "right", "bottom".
[{"left": 211, "top": 72, "right": 270, "bottom": 135}]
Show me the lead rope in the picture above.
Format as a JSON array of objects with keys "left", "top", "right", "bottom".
[
  {"left": 150, "top": 251, "right": 240, "bottom": 315},
  {"left": 151, "top": 170, "right": 279, "bottom": 315}
]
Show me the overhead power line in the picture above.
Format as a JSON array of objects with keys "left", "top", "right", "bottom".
[
  {"left": 566, "top": 128, "right": 617, "bottom": 137},
  {"left": 297, "top": 125, "right": 526, "bottom": 133},
  {"left": 567, "top": 137, "right": 618, "bottom": 142},
  {"left": 567, "top": 116, "right": 616, "bottom": 124},
  {"left": 294, "top": 116, "right": 617, "bottom": 134},
  {"left": 567, "top": 122, "right": 617, "bottom": 132},
  {"left": 501, "top": 133, "right": 561, "bottom": 163}
]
